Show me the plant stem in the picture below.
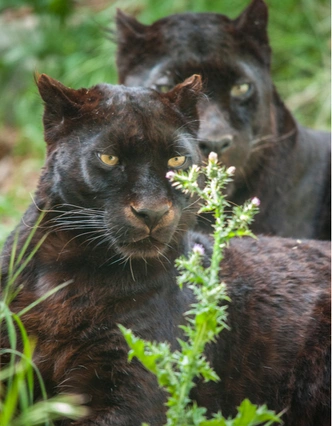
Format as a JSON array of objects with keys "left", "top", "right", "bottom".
[
  {"left": 172, "top": 321, "right": 207, "bottom": 426},
  {"left": 210, "top": 217, "right": 224, "bottom": 286}
]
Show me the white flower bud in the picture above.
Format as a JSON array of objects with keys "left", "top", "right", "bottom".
[
  {"left": 208, "top": 152, "right": 218, "bottom": 163},
  {"left": 227, "top": 166, "right": 236, "bottom": 175}
]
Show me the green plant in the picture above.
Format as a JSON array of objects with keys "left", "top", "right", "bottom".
[{"left": 121, "top": 153, "right": 282, "bottom": 425}]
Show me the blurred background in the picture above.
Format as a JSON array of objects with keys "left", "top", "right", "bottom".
[{"left": 0, "top": 0, "right": 330, "bottom": 247}]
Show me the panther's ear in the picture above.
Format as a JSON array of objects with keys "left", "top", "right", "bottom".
[
  {"left": 36, "top": 73, "right": 86, "bottom": 145},
  {"left": 116, "top": 10, "right": 149, "bottom": 83},
  {"left": 116, "top": 9, "right": 147, "bottom": 43},
  {"left": 165, "top": 74, "right": 203, "bottom": 125},
  {"left": 234, "top": 0, "right": 269, "bottom": 45},
  {"left": 36, "top": 73, "right": 84, "bottom": 120}
]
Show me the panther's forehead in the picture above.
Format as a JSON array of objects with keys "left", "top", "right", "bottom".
[
  {"left": 72, "top": 85, "right": 199, "bottom": 161},
  {"left": 127, "top": 11, "right": 268, "bottom": 71},
  {"left": 157, "top": 13, "right": 230, "bottom": 37},
  {"left": 158, "top": 13, "right": 234, "bottom": 53},
  {"left": 72, "top": 83, "right": 186, "bottom": 135},
  {"left": 87, "top": 83, "right": 159, "bottom": 114}
]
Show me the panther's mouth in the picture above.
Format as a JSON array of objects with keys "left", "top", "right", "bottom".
[{"left": 117, "top": 236, "right": 171, "bottom": 259}]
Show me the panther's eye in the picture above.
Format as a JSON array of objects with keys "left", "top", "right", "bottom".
[
  {"left": 156, "top": 84, "right": 173, "bottom": 93},
  {"left": 230, "top": 83, "right": 251, "bottom": 97},
  {"left": 98, "top": 153, "right": 119, "bottom": 166},
  {"left": 167, "top": 156, "right": 187, "bottom": 169}
]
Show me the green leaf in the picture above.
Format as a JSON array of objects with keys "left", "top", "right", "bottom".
[{"left": 232, "top": 399, "right": 282, "bottom": 426}]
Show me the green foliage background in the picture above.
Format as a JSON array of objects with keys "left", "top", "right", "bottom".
[{"left": 0, "top": 0, "right": 330, "bottom": 247}]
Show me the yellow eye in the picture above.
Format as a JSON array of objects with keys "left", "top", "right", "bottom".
[
  {"left": 156, "top": 84, "right": 173, "bottom": 93},
  {"left": 98, "top": 153, "right": 119, "bottom": 166},
  {"left": 168, "top": 156, "right": 186, "bottom": 169},
  {"left": 230, "top": 83, "right": 251, "bottom": 97}
]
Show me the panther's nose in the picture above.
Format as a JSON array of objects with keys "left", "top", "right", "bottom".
[
  {"left": 131, "top": 204, "right": 169, "bottom": 229},
  {"left": 199, "top": 135, "right": 234, "bottom": 158}
]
